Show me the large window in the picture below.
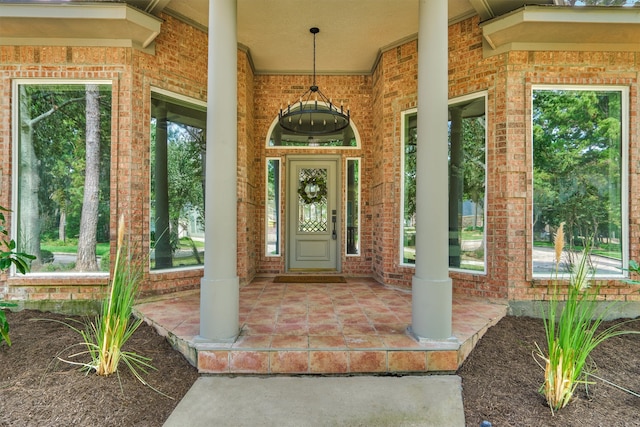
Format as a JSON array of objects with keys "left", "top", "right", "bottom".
[
  {"left": 401, "top": 94, "right": 487, "bottom": 272},
  {"left": 532, "top": 87, "right": 627, "bottom": 276},
  {"left": 150, "top": 90, "right": 206, "bottom": 270},
  {"left": 14, "top": 81, "right": 112, "bottom": 274}
]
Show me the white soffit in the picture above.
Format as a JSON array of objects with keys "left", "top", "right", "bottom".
[
  {"left": 481, "top": 5, "right": 640, "bottom": 56},
  {"left": 0, "top": 3, "right": 162, "bottom": 52}
]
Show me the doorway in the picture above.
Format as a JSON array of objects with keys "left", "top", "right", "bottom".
[{"left": 287, "top": 157, "right": 340, "bottom": 271}]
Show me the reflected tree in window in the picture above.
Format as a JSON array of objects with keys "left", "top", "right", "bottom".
[
  {"left": 401, "top": 96, "right": 486, "bottom": 272},
  {"left": 533, "top": 89, "right": 623, "bottom": 275},
  {"left": 150, "top": 93, "right": 206, "bottom": 270},
  {"left": 17, "top": 83, "right": 111, "bottom": 272}
]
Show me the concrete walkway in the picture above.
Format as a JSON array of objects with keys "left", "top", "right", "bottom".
[{"left": 164, "top": 375, "right": 465, "bottom": 427}]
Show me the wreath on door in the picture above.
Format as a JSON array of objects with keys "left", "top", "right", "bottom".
[{"left": 298, "top": 175, "right": 327, "bottom": 205}]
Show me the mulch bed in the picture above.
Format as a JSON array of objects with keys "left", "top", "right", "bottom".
[
  {"left": 1, "top": 309, "right": 639, "bottom": 426},
  {"left": 0, "top": 310, "right": 198, "bottom": 427},
  {"left": 458, "top": 315, "right": 640, "bottom": 427}
]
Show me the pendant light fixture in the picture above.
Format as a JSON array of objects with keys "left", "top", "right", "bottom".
[{"left": 278, "top": 27, "right": 350, "bottom": 136}]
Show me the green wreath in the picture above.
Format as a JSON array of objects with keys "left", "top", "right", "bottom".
[{"left": 298, "top": 175, "right": 327, "bottom": 205}]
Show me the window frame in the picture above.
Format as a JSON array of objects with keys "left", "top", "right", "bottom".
[
  {"left": 265, "top": 157, "right": 281, "bottom": 257},
  {"left": 11, "top": 78, "right": 113, "bottom": 277},
  {"left": 448, "top": 92, "right": 488, "bottom": 275},
  {"left": 345, "top": 157, "right": 361, "bottom": 257},
  {"left": 149, "top": 87, "right": 207, "bottom": 273},
  {"left": 399, "top": 91, "right": 488, "bottom": 274},
  {"left": 530, "top": 84, "right": 629, "bottom": 279},
  {"left": 400, "top": 108, "right": 417, "bottom": 267}
]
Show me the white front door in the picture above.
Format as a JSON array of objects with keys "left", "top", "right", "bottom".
[{"left": 287, "top": 157, "right": 339, "bottom": 271}]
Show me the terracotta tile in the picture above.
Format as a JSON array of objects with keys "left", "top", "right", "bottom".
[
  {"left": 309, "top": 351, "right": 348, "bottom": 373},
  {"left": 274, "top": 323, "right": 308, "bottom": 335},
  {"left": 309, "top": 335, "right": 346, "bottom": 349},
  {"left": 338, "top": 314, "right": 370, "bottom": 325},
  {"left": 344, "top": 335, "right": 385, "bottom": 349},
  {"left": 245, "top": 314, "right": 278, "bottom": 325},
  {"left": 368, "top": 314, "right": 400, "bottom": 323},
  {"left": 426, "top": 350, "right": 459, "bottom": 371},
  {"left": 198, "top": 351, "right": 229, "bottom": 373},
  {"left": 349, "top": 351, "right": 387, "bottom": 373},
  {"left": 270, "top": 351, "right": 309, "bottom": 374},
  {"left": 241, "top": 323, "right": 276, "bottom": 335},
  {"left": 334, "top": 306, "right": 364, "bottom": 315},
  {"left": 277, "top": 314, "right": 307, "bottom": 324},
  {"left": 232, "top": 335, "right": 272, "bottom": 349},
  {"left": 380, "top": 334, "right": 421, "bottom": 349},
  {"left": 271, "top": 334, "right": 308, "bottom": 349},
  {"left": 341, "top": 323, "right": 376, "bottom": 335},
  {"left": 373, "top": 323, "right": 407, "bottom": 335},
  {"left": 388, "top": 351, "right": 427, "bottom": 372},
  {"left": 308, "top": 323, "right": 342, "bottom": 335},
  {"left": 307, "top": 313, "right": 337, "bottom": 323},
  {"left": 230, "top": 351, "right": 269, "bottom": 373},
  {"left": 279, "top": 306, "right": 307, "bottom": 315}
]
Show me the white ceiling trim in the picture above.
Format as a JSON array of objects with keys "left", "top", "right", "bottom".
[
  {"left": 482, "top": 5, "right": 640, "bottom": 56},
  {"left": 0, "top": 3, "right": 162, "bottom": 52}
]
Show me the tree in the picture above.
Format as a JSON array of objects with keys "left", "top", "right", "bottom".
[
  {"left": 17, "top": 86, "right": 84, "bottom": 265},
  {"left": 17, "top": 84, "right": 111, "bottom": 271},
  {"left": 533, "top": 89, "right": 622, "bottom": 252},
  {"left": 76, "top": 84, "right": 101, "bottom": 271},
  {"left": 150, "top": 112, "right": 205, "bottom": 269}
]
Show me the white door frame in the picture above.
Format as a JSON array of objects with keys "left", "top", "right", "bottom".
[{"left": 286, "top": 155, "right": 341, "bottom": 272}]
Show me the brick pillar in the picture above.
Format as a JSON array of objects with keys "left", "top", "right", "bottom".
[
  {"left": 411, "top": 0, "right": 453, "bottom": 340},
  {"left": 198, "top": 0, "right": 239, "bottom": 342}
]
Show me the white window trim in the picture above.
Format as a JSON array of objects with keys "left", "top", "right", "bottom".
[
  {"left": 531, "top": 84, "right": 629, "bottom": 279},
  {"left": 265, "top": 157, "right": 281, "bottom": 257},
  {"left": 400, "top": 108, "right": 417, "bottom": 267},
  {"left": 449, "top": 92, "right": 488, "bottom": 275},
  {"left": 11, "top": 79, "right": 113, "bottom": 277},
  {"left": 151, "top": 87, "right": 207, "bottom": 109},
  {"left": 399, "top": 91, "right": 489, "bottom": 275},
  {"left": 149, "top": 87, "right": 207, "bottom": 274},
  {"left": 345, "top": 157, "right": 361, "bottom": 257}
]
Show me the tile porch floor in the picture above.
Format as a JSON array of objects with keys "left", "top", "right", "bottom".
[{"left": 133, "top": 277, "right": 508, "bottom": 375}]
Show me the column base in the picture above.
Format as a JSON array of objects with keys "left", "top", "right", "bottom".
[
  {"left": 411, "top": 275, "right": 453, "bottom": 340},
  {"left": 199, "top": 275, "right": 240, "bottom": 341}
]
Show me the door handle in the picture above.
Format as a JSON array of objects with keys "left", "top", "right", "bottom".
[{"left": 331, "top": 210, "right": 337, "bottom": 240}]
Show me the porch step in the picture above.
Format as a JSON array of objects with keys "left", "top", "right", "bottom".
[
  {"left": 195, "top": 346, "right": 461, "bottom": 375},
  {"left": 133, "top": 280, "right": 508, "bottom": 375}
]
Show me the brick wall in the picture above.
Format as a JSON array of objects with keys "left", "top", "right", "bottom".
[
  {"left": 3, "top": 12, "right": 639, "bottom": 306},
  {"left": 370, "top": 42, "right": 419, "bottom": 288},
  {"left": 368, "top": 15, "right": 640, "bottom": 304},
  {"left": 0, "top": 14, "right": 209, "bottom": 304},
  {"left": 252, "top": 74, "right": 373, "bottom": 276}
]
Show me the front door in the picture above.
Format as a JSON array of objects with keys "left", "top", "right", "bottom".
[{"left": 287, "top": 157, "right": 339, "bottom": 271}]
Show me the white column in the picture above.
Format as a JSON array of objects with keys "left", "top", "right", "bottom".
[
  {"left": 198, "top": 0, "right": 239, "bottom": 342},
  {"left": 411, "top": 0, "right": 453, "bottom": 340}
]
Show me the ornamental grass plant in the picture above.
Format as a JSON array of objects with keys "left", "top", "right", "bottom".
[
  {"left": 535, "top": 223, "right": 639, "bottom": 414},
  {"left": 61, "top": 215, "right": 154, "bottom": 385}
]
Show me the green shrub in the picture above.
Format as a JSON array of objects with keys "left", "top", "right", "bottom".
[
  {"left": 40, "top": 250, "right": 54, "bottom": 264},
  {"left": 0, "top": 206, "right": 35, "bottom": 347}
]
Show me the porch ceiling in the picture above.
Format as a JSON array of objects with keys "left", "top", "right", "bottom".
[
  {"left": 0, "top": 0, "right": 555, "bottom": 74},
  {"left": 163, "top": 0, "right": 554, "bottom": 75}
]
